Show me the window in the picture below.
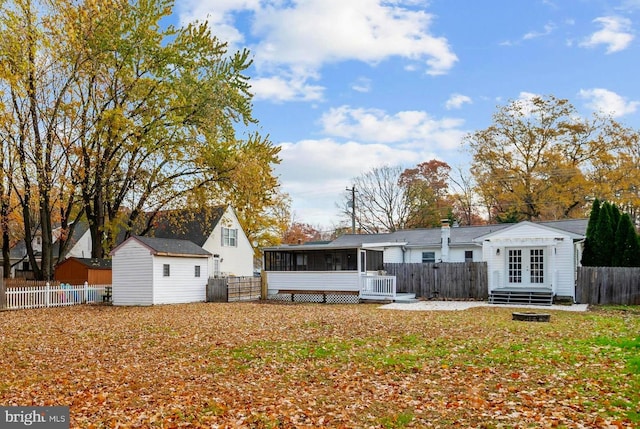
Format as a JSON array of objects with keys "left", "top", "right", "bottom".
[
  {"left": 222, "top": 227, "right": 237, "bottom": 247},
  {"left": 422, "top": 252, "right": 435, "bottom": 263},
  {"left": 163, "top": 264, "right": 170, "bottom": 277},
  {"left": 530, "top": 249, "right": 544, "bottom": 283},
  {"left": 508, "top": 250, "right": 522, "bottom": 283},
  {"left": 195, "top": 265, "right": 201, "bottom": 277},
  {"left": 465, "top": 250, "right": 473, "bottom": 262}
]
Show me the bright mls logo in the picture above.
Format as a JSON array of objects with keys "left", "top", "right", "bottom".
[{"left": 0, "top": 407, "right": 69, "bottom": 428}]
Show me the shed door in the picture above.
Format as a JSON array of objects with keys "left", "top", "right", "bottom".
[{"left": 508, "top": 248, "right": 545, "bottom": 287}]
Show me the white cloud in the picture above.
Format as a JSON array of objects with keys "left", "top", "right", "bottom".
[
  {"left": 351, "top": 77, "right": 372, "bottom": 93},
  {"left": 445, "top": 94, "right": 472, "bottom": 110},
  {"left": 275, "top": 138, "right": 422, "bottom": 225},
  {"left": 251, "top": 0, "right": 457, "bottom": 75},
  {"left": 319, "top": 105, "right": 467, "bottom": 150},
  {"left": 523, "top": 23, "right": 556, "bottom": 40},
  {"left": 578, "top": 88, "right": 640, "bottom": 117},
  {"left": 250, "top": 75, "right": 325, "bottom": 102},
  {"left": 580, "top": 16, "right": 634, "bottom": 53},
  {"left": 178, "top": 0, "right": 458, "bottom": 103}
]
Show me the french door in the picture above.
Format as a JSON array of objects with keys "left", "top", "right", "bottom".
[{"left": 508, "top": 248, "right": 545, "bottom": 287}]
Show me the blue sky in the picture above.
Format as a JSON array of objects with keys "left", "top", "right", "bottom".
[{"left": 173, "top": 0, "right": 640, "bottom": 228}]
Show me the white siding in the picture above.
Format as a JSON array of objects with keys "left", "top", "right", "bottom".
[
  {"left": 481, "top": 224, "right": 577, "bottom": 299},
  {"left": 383, "top": 247, "right": 404, "bottom": 263},
  {"left": 266, "top": 272, "right": 360, "bottom": 294},
  {"left": 64, "top": 230, "right": 92, "bottom": 259},
  {"left": 151, "top": 255, "right": 208, "bottom": 304},
  {"left": 405, "top": 247, "right": 441, "bottom": 263},
  {"left": 112, "top": 240, "right": 154, "bottom": 306},
  {"left": 202, "top": 207, "right": 254, "bottom": 277},
  {"left": 449, "top": 247, "right": 481, "bottom": 262}
]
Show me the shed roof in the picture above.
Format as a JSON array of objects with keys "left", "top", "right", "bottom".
[
  {"left": 60, "top": 257, "right": 112, "bottom": 269},
  {"left": 112, "top": 236, "right": 211, "bottom": 258}
]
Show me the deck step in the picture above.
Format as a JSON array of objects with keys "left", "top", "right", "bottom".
[
  {"left": 489, "top": 289, "right": 553, "bottom": 306},
  {"left": 359, "top": 292, "right": 416, "bottom": 302}
]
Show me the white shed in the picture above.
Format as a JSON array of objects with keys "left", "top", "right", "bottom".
[{"left": 110, "top": 236, "right": 211, "bottom": 306}]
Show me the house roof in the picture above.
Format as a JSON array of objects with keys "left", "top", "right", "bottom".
[
  {"left": 271, "top": 218, "right": 589, "bottom": 251},
  {"left": 10, "top": 220, "right": 91, "bottom": 260},
  {"left": 112, "top": 236, "right": 211, "bottom": 258},
  {"left": 59, "top": 257, "right": 112, "bottom": 270},
  {"left": 473, "top": 219, "right": 588, "bottom": 242},
  {"left": 145, "top": 206, "right": 227, "bottom": 247}
]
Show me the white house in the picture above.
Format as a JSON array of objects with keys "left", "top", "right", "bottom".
[
  {"left": 262, "top": 244, "right": 397, "bottom": 302},
  {"left": 55, "top": 205, "right": 254, "bottom": 278},
  {"left": 110, "top": 236, "right": 211, "bottom": 306},
  {"left": 149, "top": 205, "right": 254, "bottom": 277},
  {"left": 289, "top": 218, "right": 588, "bottom": 303},
  {"left": 473, "top": 221, "right": 585, "bottom": 300}
]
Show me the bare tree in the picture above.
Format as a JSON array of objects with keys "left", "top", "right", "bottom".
[{"left": 339, "top": 165, "right": 410, "bottom": 233}]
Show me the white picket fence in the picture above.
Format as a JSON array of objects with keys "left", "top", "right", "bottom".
[{"left": 3, "top": 282, "right": 110, "bottom": 310}]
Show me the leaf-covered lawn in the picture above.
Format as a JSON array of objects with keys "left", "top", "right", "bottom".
[{"left": 0, "top": 302, "right": 638, "bottom": 428}]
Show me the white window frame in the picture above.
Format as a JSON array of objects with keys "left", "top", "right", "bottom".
[
  {"left": 422, "top": 251, "right": 436, "bottom": 263},
  {"left": 222, "top": 227, "right": 238, "bottom": 247}
]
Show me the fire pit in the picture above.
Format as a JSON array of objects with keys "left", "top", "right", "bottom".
[{"left": 512, "top": 312, "right": 551, "bottom": 322}]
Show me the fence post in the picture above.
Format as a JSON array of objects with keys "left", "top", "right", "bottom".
[
  {"left": 45, "top": 282, "right": 50, "bottom": 307},
  {"left": 84, "top": 281, "right": 89, "bottom": 303},
  {"left": 0, "top": 267, "right": 5, "bottom": 310}
]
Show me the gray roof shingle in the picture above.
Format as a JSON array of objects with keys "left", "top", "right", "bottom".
[{"left": 131, "top": 236, "right": 211, "bottom": 257}]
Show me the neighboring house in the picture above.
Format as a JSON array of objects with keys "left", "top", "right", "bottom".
[
  {"left": 58, "top": 205, "right": 254, "bottom": 278},
  {"left": 149, "top": 205, "right": 254, "bottom": 278},
  {"left": 54, "top": 257, "right": 112, "bottom": 285},
  {"left": 110, "top": 236, "right": 210, "bottom": 306},
  {"left": 8, "top": 222, "right": 89, "bottom": 279}
]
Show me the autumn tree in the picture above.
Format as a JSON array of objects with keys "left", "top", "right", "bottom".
[
  {"left": 0, "top": 0, "right": 87, "bottom": 279},
  {"left": 0, "top": 0, "right": 281, "bottom": 277},
  {"left": 399, "top": 159, "right": 455, "bottom": 228},
  {"left": 56, "top": 0, "right": 267, "bottom": 258},
  {"left": 467, "top": 95, "right": 623, "bottom": 223},
  {"left": 282, "top": 222, "right": 322, "bottom": 244}
]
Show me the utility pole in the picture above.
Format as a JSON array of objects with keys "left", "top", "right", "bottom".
[{"left": 346, "top": 186, "right": 357, "bottom": 234}]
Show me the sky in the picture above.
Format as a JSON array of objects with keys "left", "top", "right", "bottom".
[{"left": 172, "top": 0, "right": 640, "bottom": 229}]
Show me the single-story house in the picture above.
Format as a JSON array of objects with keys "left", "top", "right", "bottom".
[
  {"left": 262, "top": 243, "right": 396, "bottom": 302},
  {"left": 264, "top": 219, "right": 588, "bottom": 303},
  {"left": 110, "top": 236, "right": 211, "bottom": 306},
  {"left": 54, "top": 257, "right": 112, "bottom": 285}
]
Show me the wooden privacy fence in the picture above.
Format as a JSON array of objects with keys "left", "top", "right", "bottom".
[
  {"left": 207, "top": 276, "right": 262, "bottom": 302},
  {"left": 384, "top": 262, "right": 488, "bottom": 300},
  {"left": 576, "top": 267, "right": 640, "bottom": 305}
]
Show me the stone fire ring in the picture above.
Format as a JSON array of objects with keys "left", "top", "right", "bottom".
[{"left": 512, "top": 312, "right": 551, "bottom": 322}]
